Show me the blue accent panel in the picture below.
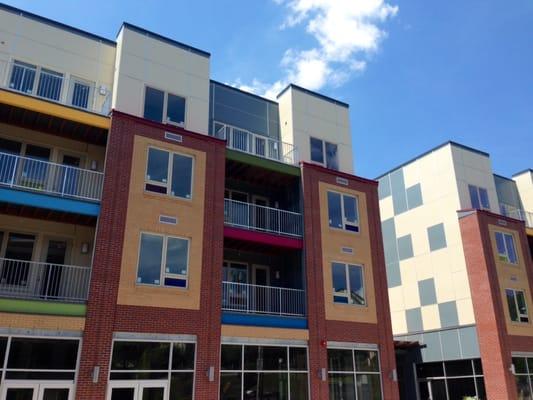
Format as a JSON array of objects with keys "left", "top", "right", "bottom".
[
  {"left": 406, "top": 308, "right": 423, "bottom": 333},
  {"left": 428, "top": 223, "right": 447, "bottom": 252},
  {"left": 439, "top": 301, "right": 459, "bottom": 327},
  {"left": 397, "top": 234, "right": 414, "bottom": 260},
  {"left": 421, "top": 331, "right": 442, "bottom": 362},
  {"left": 0, "top": 188, "right": 100, "bottom": 216},
  {"left": 386, "top": 261, "right": 401, "bottom": 288},
  {"left": 390, "top": 169, "right": 407, "bottom": 215},
  {"left": 378, "top": 175, "right": 391, "bottom": 199},
  {"left": 221, "top": 312, "right": 308, "bottom": 329},
  {"left": 440, "top": 329, "right": 461, "bottom": 360},
  {"left": 418, "top": 278, "right": 437, "bottom": 306},
  {"left": 406, "top": 184, "right": 423, "bottom": 209},
  {"left": 381, "top": 218, "right": 398, "bottom": 264}
]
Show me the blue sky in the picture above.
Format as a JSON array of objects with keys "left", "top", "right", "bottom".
[{"left": 6, "top": 0, "right": 532, "bottom": 178}]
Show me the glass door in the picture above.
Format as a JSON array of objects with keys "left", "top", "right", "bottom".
[
  {"left": 2, "top": 382, "right": 38, "bottom": 400},
  {"left": 40, "top": 240, "right": 67, "bottom": 300},
  {"left": 37, "top": 383, "right": 72, "bottom": 400},
  {"left": 59, "top": 155, "right": 81, "bottom": 197},
  {"left": 2, "top": 382, "right": 72, "bottom": 400},
  {"left": 252, "top": 196, "right": 269, "bottom": 231},
  {"left": 107, "top": 381, "right": 167, "bottom": 400}
]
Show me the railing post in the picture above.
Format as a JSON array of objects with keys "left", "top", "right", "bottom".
[
  {"left": 279, "top": 287, "right": 282, "bottom": 316},
  {"left": 61, "top": 166, "right": 68, "bottom": 196},
  {"left": 10, "top": 157, "right": 18, "bottom": 187}
]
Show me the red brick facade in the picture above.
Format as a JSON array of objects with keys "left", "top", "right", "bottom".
[{"left": 459, "top": 210, "right": 533, "bottom": 400}]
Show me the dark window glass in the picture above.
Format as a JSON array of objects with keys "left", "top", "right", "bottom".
[
  {"left": 473, "top": 358, "right": 483, "bottom": 375},
  {"left": 220, "top": 372, "right": 241, "bottom": 400},
  {"left": 416, "top": 362, "right": 444, "bottom": 378},
  {"left": 167, "top": 93, "right": 186, "bottom": 125},
  {"left": 171, "top": 342, "right": 195, "bottom": 370},
  {"left": 513, "top": 357, "right": 528, "bottom": 374},
  {"left": 146, "top": 148, "right": 169, "bottom": 185},
  {"left": 221, "top": 345, "right": 242, "bottom": 371},
  {"left": 527, "top": 358, "right": 533, "bottom": 373},
  {"left": 111, "top": 388, "right": 135, "bottom": 400},
  {"left": 444, "top": 359, "right": 473, "bottom": 377},
  {"left": 328, "top": 191, "right": 342, "bottom": 229},
  {"left": 507, "top": 289, "right": 520, "bottom": 322},
  {"left": 343, "top": 195, "right": 359, "bottom": 227},
  {"left": 289, "top": 347, "right": 307, "bottom": 371},
  {"left": 25, "top": 144, "right": 50, "bottom": 160},
  {"left": 348, "top": 265, "right": 365, "bottom": 306},
  {"left": 505, "top": 234, "right": 518, "bottom": 264},
  {"left": 41, "top": 388, "right": 69, "bottom": 400},
  {"left": 0, "top": 336, "right": 7, "bottom": 365},
  {"left": 516, "top": 290, "right": 529, "bottom": 322},
  {"left": 170, "top": 153, "right": 193, "bottom": 199},
  {"left": 9, "top": 61, "right": 36, "bottom": 93},
  {"left": 7, "top": 338, "right": 78, "bottom": 369},
  {"left": 495, "top": 232, "right": 507, "bottom": 260},
  {"left": 243, "top": 372, "right": 288, "bottom": 399},
  {"left": 1, "top": 233, "right": 35, "bottom": 285},
  {"left": 476, "top": 377, "right": 487, "bottom": 400},
  {"left": 430, "top": 380, "right": 448, "bottom": 400},
  {"left": 290, "top": 373, "right": 309, "bottom": 399},
  {"left": 244, "top": 346, "right": 287, "bottom": 370},
  {"left": 37, "top": 69, "right": 63, "bottom": 101},
  {"left": 6, "top": 388, "right": 34, "bottom": 400},
  {"left": 329, "top": 373, "right": 356, "bottom": 400},
  {"left": 469, "top": 185, "right": 480, "bottom": 209},
  {"left": 165, "top": 237, "right": 189, "bottom": 276},
  {"left": 356, "top": 373, "right": 382, "bottom": 400},
  {"left": 109, "top": 372, "right": 167, "bottom": 380},
  {"left": 325, "top": 142, "right": 339, "bottom": 170},
  {"left": 170, "top": 372, "right": 194, "bottom": 400},
  {"left": 137, "top": 234, "right": 163, "bottom": 285},
  {"left": 446, "top": 377, "right": 477, "bottom": 400},
  {"left": 354, "top": 350, "right": 379, "bottom": 372},
  {"left": 71, "top": 81, "right": 91, "bottom": 109},
  {"left": 5, "top": 371, "right": 75, "bottom": 380},
  {"left": 111, "top": 341, "right": 170, "bottom": 370},
  {"left": 0, "top": 138, "right": 22, "bottom": 154},
  {"left": 479, "top": 188, "right": 490, "bottom": 209},
  {"left": 144, "top": 87, "right": 165, "bottom": 122},
  {"left": 328, "top": 349, "right": 354, "bottom": 372},
  {"left": 310, "top": 137, "right": 324, "bottom": 164},
  {"left": 332, "top": 263, "right": 348, "bottom": 304}
]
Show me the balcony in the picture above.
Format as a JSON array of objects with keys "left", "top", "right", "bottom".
[
  {"left": 0, "top": 152, "right": 104, "bottom": 202},
  {"left": 500, "top": 203, "right": 533, "bottom": 229},
  {"left": 213, "top": 121, "right": 298, "bottom": 166},
  {"left": 222, "top": 281, "right": 306, "bottom": 317},
  {"left": 224, "top": 198, "right": 303, "bottom": 237},
  {"left": 2, "top": 60, "right": 110, "bottom": 115},
  {"left": 0, "top": 257, "right": 90, "bottom": 303}
]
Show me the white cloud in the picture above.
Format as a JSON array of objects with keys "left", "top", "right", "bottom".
[{"left": 235, "top": 0, "right": 398, "bottom": 99}]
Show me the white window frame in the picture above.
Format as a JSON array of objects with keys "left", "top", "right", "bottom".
[
  {"left": 332, "top": 262, "right": 366, "bottom": 306},
  {"left": 143, "top": 85, "right": 187, "bottom": 127},
  {"left": 136, "top": 232, "right": 190, "bottom": 289},
  {"left": 506, "top": 288, "right": 529, "bottom": 323},
  {"left": 468, "top": 184, "right": 490, "bottom": 210},
  {"left": 328, "top": 190, "right": 360, "bottom": 233},
  {"left": 310, "top": 137, "right": 338, "bottom": 169},
  {"left": 9, "top": 59, "right": 65, "bottom": 102},
  {"left": 144, "top": 146, "right": 194, "bottom": 200},
  {"left": 67, "top": 76, "right": 95, "bottom": 110},
  {"left": 495, "top": 231, "right": 518, "bottom": 264}
]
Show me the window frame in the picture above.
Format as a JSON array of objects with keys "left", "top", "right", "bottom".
[
  {"left": 143, "top": 85, "right": 187, "bottom": 127},
  {"left": 506, "top": 288, "right": 529, "bottom": 324},
  {"left": 310, "top": 137, "right": 338, "bottom": 170},
  {"left": 495, "top": 231, "right": 519, "bottom": 265},
  {"left": 468, "top": 184, "right": 490, "bottom": 210},
  {"left": 327, "top": 190, "right": 360, "bottom": 233},
  {"left": 68, "top": 75, "right": 94, "bottom": 110},
  {"left": 9, "top": 59, "right": 65, "bottom": 102},
  {"left": 331, "top": 262, "right": 366, "bottom": 307},
  {"left": 136, "top": 232, "right": 191, "bottom": 289},
  {"left": 144, "top": 146, "right": 194, "bottom": 200}
]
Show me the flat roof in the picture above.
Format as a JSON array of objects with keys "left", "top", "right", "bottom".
[
  {"left": 0, "top": 3, "right": 116, "bottom": 46},
  {"left": 277, "top": 84, "right": 349, "bottom": 108},
  {"left": 119, "top": 23, "right": 210, "bottom": 58},
  {"left": 375, "top": 141, "right": 490, "bottom": 180},
  {"left": 512, "top": 168, "right": 533, "bottom": 178}
]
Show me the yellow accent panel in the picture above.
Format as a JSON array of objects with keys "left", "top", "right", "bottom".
[
  {"left": 488, "top": 224, "right": 533, "bottom": 337},
  {"left": 319, "top": 182, "right": 377, "bottom": 324},
  {"left": 0, "top": 312, "right": 85, "bottom": 331},
  {"left": 526, "top": 227, "right": 533, "bottom": 237},
  {"left": 221, "top": 325, "right": 309, "bottom": 341},
  {"left": 0, "top": 89, "right": 109, "bottom": 129},
  {"left": 117, "top": 135, "right": 206, "bottom": 310}
]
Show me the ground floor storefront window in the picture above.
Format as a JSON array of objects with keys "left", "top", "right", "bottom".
[
  {"left": 0, "top": 335, "right": 79, "bottom": 400},
  {"left": 220, "top": 343, "right": 309, "bottom": 400},
  {"left": 327, "top": 347, "right": 383, "bottom": 400},
  {"left": 512, "top": 355, "right": 533, "bottom": 400},
  {"left": 415, "top": 359, "right": 485, "bottom": 400},
  {"left": 108, "top": 339, "right": 195, "bottom": 400}
]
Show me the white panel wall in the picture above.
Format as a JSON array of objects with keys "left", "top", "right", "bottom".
[
  {"left": 514, "top": 170, "right": 533, "bottom": 213},
  {"left": 112, "top": 26, "right": 210, "bottom": 134},
  {"left": 278, "top": 86, "right": 354, "bottom": 173}
]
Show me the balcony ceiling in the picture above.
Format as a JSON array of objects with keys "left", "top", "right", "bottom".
[
  {"left": 224, "top": 236, "right": 301, "bottom": 255},
  {"left": 225, "top": 159, "right": 300, "bottom": 189},
  {"left": 0, "top": 102, "right": 107, "bottom": 146},
  {"left": 0, "top": 202, "right": 97, "bottom": 226}
]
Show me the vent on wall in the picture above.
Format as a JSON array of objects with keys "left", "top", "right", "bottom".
[
  {"left": 341, "top": 247, "right": 354, "bottom": 254},
  {"left": 159, "top": 215, "right": 177, "bottom": 225},
  {"left": 336, "top": 177, "right": 349, "bottom": 186},
  {"left": 165, "top": 132, "right": 183, "bottom": 143}
]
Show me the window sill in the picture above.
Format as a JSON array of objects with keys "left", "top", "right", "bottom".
[
  {"left": 143, "top": 189, "right": 194, "bottom": 205},
  {"left": 135, "top": 283, "right": 190, "bottom": 292},
  {"left": 329, "top": 226, "right": 361, "bottom": 235}
]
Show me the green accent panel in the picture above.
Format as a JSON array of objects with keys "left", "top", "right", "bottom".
[
  {"left": 226, "top": 149, "right": 300, "bottom": 176},
  {"left": 0, "top": 298, "right": 86, "bottom": 316}
]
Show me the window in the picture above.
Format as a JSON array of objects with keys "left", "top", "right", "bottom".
[
  {"left": 1, "top": 233, "right": 36, "bottom": 285},
  {"left": 495, "top": 231, "right": 518, "bottom": 264},
  {"left": 36, "top": 68, "right": 63, "bottom": 101},
  {"left": 468, "top": 184, "right": 490, "bottom": 210},
  {"left": 137, "top": 233, "right": 190, "bottom": 288},
  {"left": 310, "top": 137, "right": 339, "bottom": 170},
  {"left": 506, "top": 289, "right": 529, "bottom": 323},
  {"left": 328, "top": 191, "right": 359, "bottom": 232},
  {"left": 144, "top": 86, "right": 186, "bottom": 126},
  {"left": 513, "top": 356, "right": 533, "bottom": 400},
  {"left": 69, "top": 77, "right": 93, "bottom": 109},
  {"left": 328, "top": 348, "right": 382, "bottom": 400},
  {"left": 332, "top": 262, "right": 365, "bottom": 306},
  {"left": 145, "top": 147, "right": 193, "bottom": 199},
  {"left": 9, "top": 61, "right": 37, "bottom": 93},
  {"left": 220, "top": 344, "right": 308, "bottom": 400}
]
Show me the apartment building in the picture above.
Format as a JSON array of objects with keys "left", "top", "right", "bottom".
[
  {"left": 0, "top": 4, "right": 399, "bottom": 400},
  {"left": 377, "top": 142, "right": 533, "bottom": 399}
]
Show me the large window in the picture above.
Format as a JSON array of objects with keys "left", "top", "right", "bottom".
[
  {"left": 513, "top": 356, "right": 533, "bottom": 399},
  {"left": 110, "top": 340, "right": 195, "bottom": 399},
  {"left": 145, "top": 147, "right": 193, "bottom": 199},
  {"left": 9, "top": 61, "right": 64, "bottom": 102},
  {"left": 506, "top": 289, "right": 529, "bottom": 323},
  {"left": 137, "top": 233, "right": 190, "bottom": 288},
  {"left": 468, "top": 184, "right": 490, "bottom": 210},
  {"left": 220, "top": 344, "right": 308, "bottom": 400},
  {"left": 310, "top": 137, "right": 338, "bottom": 170},
  {"left": 328, "top": 348, "right": 382, "bottom": 400},
  {"left": 144, "top": 86, "right": 186, "bottom": 126},
  {"left": 332, "top": 262, "right": 365, "bottom": 306},
  {"left": 495, "top": 231, "right": 518, "bottom": 264},
  {"left": 328, "top": 191, "right": 359, "bottom": 232}
]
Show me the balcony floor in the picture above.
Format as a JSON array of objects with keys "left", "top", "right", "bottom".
[
  {"left": 224, "top": 226, "right": 303, "bottom": 249},
  {"left": 221, "top": 311, "right": 308, "bottom": 329}
]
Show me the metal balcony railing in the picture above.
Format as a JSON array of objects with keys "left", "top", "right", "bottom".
[
  {"left": 3, "top": 60, "right": 111, "bottom": 115},
  {"left": 0, "top": 257, "right": 90, "bottom": 303},
  {"left": 0, "top": 152, "right": 104, "bottom": 202},
  {"left": 224, "top": 198, "right": 303, "bottom": 237},
  {"left": 222, "top": 281, "right": 306, "bottom": 317},
  {"left": 213, "top": 121, "right": 299, "bottom": 165},
  {"left": 500, "top": 203, "right": 533, "bottom": 228}
]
